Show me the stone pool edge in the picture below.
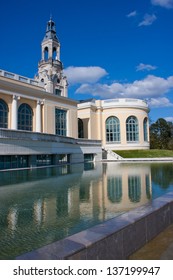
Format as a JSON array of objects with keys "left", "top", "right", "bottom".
[{"left": 16, "top": 191, "right": 173, "bottom": 260}]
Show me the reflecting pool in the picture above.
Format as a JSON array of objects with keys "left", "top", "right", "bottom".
[{"left": 0, "top": 161, "right": 173, "bottom": 259}]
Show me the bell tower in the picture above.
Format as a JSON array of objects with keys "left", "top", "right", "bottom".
[{"left": 36, "top": 18, "right": 68, "bottom": 97}]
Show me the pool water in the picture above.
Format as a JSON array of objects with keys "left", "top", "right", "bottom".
[{"left": 0, "top": 161, "right": 173, "bottom": 259}]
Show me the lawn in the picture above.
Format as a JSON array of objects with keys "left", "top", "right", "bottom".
[{"left": 113, "top": 149, "right": 173, "bottom": 158}]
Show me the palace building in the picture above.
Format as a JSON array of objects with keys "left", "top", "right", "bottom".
[
  {"left": 78, "top": 98, "right": 149, "bottom": 151},
  {"left": 0, "top": 18, "right": 149, "bottom": 170}
]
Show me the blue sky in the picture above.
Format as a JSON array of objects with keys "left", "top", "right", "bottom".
[{"left": 0, "top": 0, "right": 173, "bottom": 123}]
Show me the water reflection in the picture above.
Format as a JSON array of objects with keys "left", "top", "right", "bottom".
[
  {"left": 107, "top": 177, "right": 122, "bottom": 203},
  {"left": 0, "top": 162, "right": 173, "bottom": 259},
  {"left": 151, "top": 163, "right": 173, "bottom": 189}
]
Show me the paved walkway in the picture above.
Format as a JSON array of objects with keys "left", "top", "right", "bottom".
[
  {"left": 121, "top": 157, "right": 173, "bottom": 162},
  {"left": 103, "top": 157, "right": 173, "bottom": 162},
  {"left": 129, "top": 224, "right": 173, "bottom": 260}
]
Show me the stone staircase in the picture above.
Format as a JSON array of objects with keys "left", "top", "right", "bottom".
[{"left": 102, "top": 147, "right": 123, "bottom": 160}]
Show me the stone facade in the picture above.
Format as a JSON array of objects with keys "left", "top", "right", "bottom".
[{"left": 78, "top": 99, "right": 150, "bottom": 150}]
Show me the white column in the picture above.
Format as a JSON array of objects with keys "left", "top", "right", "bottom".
[
  {"left": 61, "top": 77, "right": 68, "bottom": 97},
  {"left": 11, "top": 95, "right": 19, "bottom": 130},
  {"left": 36, "top": 100, "right": 42, "bottom": 132}
]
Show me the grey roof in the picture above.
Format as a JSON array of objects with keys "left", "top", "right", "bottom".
[{"left": 43, "top": 18, "right": 59, "bottom": 42}]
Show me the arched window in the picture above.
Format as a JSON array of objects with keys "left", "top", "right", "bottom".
[
  {"left": 126, "top": 116, "right": 139, "bottom": 142},
  {"left": 143, "top": 117, "right": 148, "bottom": 142},
  {"left": 106, "top": 116, "right": 120, "bottom": 142},
  {"left": 0, "top": 99, "right": 8, "bottom": 128},
  {"left": 53, "top": 47, "right": 57, "bottom": 60},
  {"left": 44, "top": 47, "right": 49, "bottom": 60},
  {"left": 78, "top": 118, "right": 84, "bottom": 138},
  {"left": 18, "top": 103, "right": 33, "bottom": 131}
]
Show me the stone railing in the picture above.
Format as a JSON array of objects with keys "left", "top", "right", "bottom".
[
  {"left": 0, "top": 128, "right": 75, "bottom": 143},
  {"left": 0, "top": 128, "right": 101, "bottom": 146},
  {"left": 103, "top": 98, "right": 148, "bottom": 108},
  {"left": 0, "top": 69, "right": 40, "bottom": 87}
]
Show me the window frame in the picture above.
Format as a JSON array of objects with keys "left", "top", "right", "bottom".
[
  {"left": 55, "top": 108, "right": 67, "bottom": 136},
  {"left": 126, "top": 116, "right": 139, "bottom": 142},
  {"left": 18, "top": 103, "right": 33, "bottom": 131},
  {"left": 0, "top": 99, "right": 8, "bottom": 128},
  {"left": 106, "top": 116, "right": 120, "bottom": 143},
  {"left": 143, "top": 117, "right": 148, "bottom": 142}
]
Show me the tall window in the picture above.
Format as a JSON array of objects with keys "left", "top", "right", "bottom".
[
  {"left": 126, "top": 116, "right": 139, "bottom": 142},
  {"left": 106, "top": 116, "right": 120, "bottom": 142},
  {"left": 53, "top": 47, "right": 57, "bottom": 60},
  {"left": 78, "top": 118, "right": 84, "bottom": 138},
  {"left": 55, "top": 108, "right": 67, "bottom": 136},
  {"left": 18, "top": 103, "right": 33, "bottom": 131},
  {"left": 143, "top": 117, "right": 148, "bottom": 142},
  {"left": 0, "top": 99, "right": 8, "bottom": 128}
]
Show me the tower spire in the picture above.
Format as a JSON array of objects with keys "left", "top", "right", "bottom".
[
  {"left": 35, "top": 18, "right": 68, "bottom": 97},
  {"left": 44, "top": 17, "right": 58, "bottom": 42}
]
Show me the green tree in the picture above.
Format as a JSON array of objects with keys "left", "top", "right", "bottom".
[{"left": 150, "top": 118, "right": 172, "bottom": 149}]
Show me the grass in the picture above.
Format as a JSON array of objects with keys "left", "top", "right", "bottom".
[{"left": 113, "top": 149, "right": 173, "bottom": 158}]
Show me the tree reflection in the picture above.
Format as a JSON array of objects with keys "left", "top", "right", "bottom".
[{"left": 151, "top": 163, "right": 173, "bottom": 189}]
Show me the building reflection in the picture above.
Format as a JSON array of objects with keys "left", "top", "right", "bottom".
[
  {"left": 7, "top": 207, "right": 18, "bottom": 234},
  {"left": 78, "top": 163, "right": 152, "bottom": 221},
  {"left": 0, "top": 162, "right": 152, "bottom": 258},
  {"left": 4, "top": 163, "right": 152, "bottom": 232}
]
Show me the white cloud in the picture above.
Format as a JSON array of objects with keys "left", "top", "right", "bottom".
[
  {"left": 64, "top": 66, "right": 107, "bottom": 84},
  {"left": 151, "top": 0, "right": 173, "bottom": 8},
  {"left": 76, "top": 83, "right": 124, "bottom": 98},
  {"left": 76, "top": 75, "right": 173, "bottom": 107},
  {"left": 127, "top": 11, "right": 137, "bottom": 18},
  {"left": 136, "top": 63, "right": 157, "bottom": 72},
  {"left": 138, "top": 14, "right": 157, "bottom": 26},
  {"left": 148, "top": 97, "right": 173, "bottom": 107},
  {"left": 164, "top": 117, "right": 173, "bottom": 122},
  {"left": 165, "top": 117, "right": 173, "bottom": 122}
]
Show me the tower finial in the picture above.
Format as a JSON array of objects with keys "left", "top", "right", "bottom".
[{"left": 44, "top": 17, "right": 58, "bottom": 41}]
